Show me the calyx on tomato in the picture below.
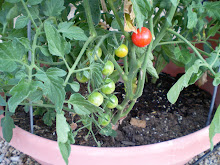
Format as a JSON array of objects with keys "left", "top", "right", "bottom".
[
  {"left": 131, "top": 27, "right": 152, "bottom": 47},
  {"left": 98, "top": 113, "right": 111, "bottom": 126},
  {"left": 76, "top": 72, "right": 89, "bottom": 83},
  {"left": 86, "top": 47, "right": 102, "bottom": 61},
  {"left": 106, "top": 94, "right": 118, "bottom": 109}
]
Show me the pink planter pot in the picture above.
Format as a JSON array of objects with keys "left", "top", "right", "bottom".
[{"left": 0, "top": 62, "right": 220, "bottom": 165}]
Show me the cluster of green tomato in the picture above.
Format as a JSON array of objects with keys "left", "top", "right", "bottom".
[{"left": 76, "top": 44, "right": 128, "bottom": 126}]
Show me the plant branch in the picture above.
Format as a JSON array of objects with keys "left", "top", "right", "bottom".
[
  {"left": 83, "top": 0, "right": 97, "bottom": 36},
  {"left": 152, "top": 2, "right": 179, "bottom": 50},
  {"left": 106, "top": 0, "right": 130, "bottom": 39},
  {"left": 167, "top": 28, "right": 216, "bottom": 75},
  {"left": 20, "top": 0, "right": 38, "bottom": 29}
]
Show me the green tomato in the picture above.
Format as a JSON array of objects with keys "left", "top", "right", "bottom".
[
  {"left": 102, "top": 60, "right": 114, "bottom": 76},
  {"left": 86, "top": 47, "right": 102, "bottom": 61},
  {"left": 88, "top": 91, "right": 104, "bottom": 107},
  {"left": 76, "top": 72, "right": 89, "bottom": 83},
  {"left": 115, "top": 44, "right": 128, "bottom": 58},
  {"left": 98, "top": 113, "right": 111, "bottom": 126},
  {"left": 101, "top": 78, "right": 115, "bottom": 94},
  {"left": 106, "top": 95, "right": 118, "bottom": 109}
]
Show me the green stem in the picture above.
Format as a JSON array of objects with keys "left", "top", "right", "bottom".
[
  {"left": 196, "top": 48, "right": 211, "bottom": 57},
  {"left": 153, "top": 8, "right": 163, "bottom": 27},
  {"left": 167, "top": 28, "right": 216, "bottom": 75},
  {"left": 20, "top": 103, "right": 75, "bottom": 113},
  {"left": 63, "top": 36, "right": 95, "bottom": 86},
  {"left": 38, "top": 60, "right": 65, "bottom": 66},
  {"left": 107, "top": 0, "right": 129, "bottom": 39},
  {"left": 134, "top": 17, "right": 154, "bottom": 99},
  {"left": 83, "top": 0, "right": 97, "bottom": 36},
  {"left": 72, "top": 67, "right": 90, "bottom": 73},
  {"left": 121, "top": 100, "right": 136, "bottom": 117},
  {"left": 20, "top": 0, "right": 38, "bottom": 29},
  {"left": 152, "top": 1, "right": 179, "bottom": 50}
]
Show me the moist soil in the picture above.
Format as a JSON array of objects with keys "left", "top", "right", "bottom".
[{"left": 12, "top": 73, "right": 215, "bottom": 147}]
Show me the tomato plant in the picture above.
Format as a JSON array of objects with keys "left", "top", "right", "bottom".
[
  {"left": 0, "top": 0, "right": 219, "bottom": 163},
  {"left": 102, "top": 60, "right": 114, "bottom": 76},
  {"left": 131, "top": 27, "right": 152, "bottom": 47},
  {"left": 115, "top": 44, "right": 128, "bottom": 58},
  {"left": 101, "top": 78, "right": 115, "bottom": 94},
  {"left": 88, "top": 92, "right": 104, "bottom": 107}
]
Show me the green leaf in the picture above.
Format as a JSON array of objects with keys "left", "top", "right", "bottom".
[
  {"left": 58, "top": 22, "right": 88, "bottom": 41},
  {"left": 213, "top": 72, "right": 220, "bottom": 86},
  {"left": 58, "top": 141, "right": 71, "bottom": 165},
  {"left": 39, "top": 45, "right": 51, "bottom": 57},
  {"left": 28, "top": 89, "right": 43, "bottom": 103},
  {"left": 56, "top": 111, "right": 70, "bottom": 143},
  {"left": 89, "top": 0, "right": 101, "bottom": 26},
  {"left": 27, "top": 0, "right": 43, "bottom": 5},
  {"left": 207, "top": 23, "right": 220, "bottom": 38},
  {"left": 206, "top": 51, "right": 220, "bottom": 68},
  {"left": 44, "top": 21, "right": 71, "bottom": 57},
  {"left": 187, "top": 5, "right": 198, "bottom": 29},
  {"left": 146, "top": 52, "right": 159, "bottom": 79},
  {"left": 0, "top": 95, "right": 6, "bottom": 106},
  {"left": 43, "top": 110, "right": 56, "bottom": 126},
  {"left": 90, "top": 63, "right": 104, "bottom": 88},
  {"left": 203, "top": 1, "right": 220, "bottom": 20},
  {"left": 15, "top": 16, "right": 29, "bottom": 29},
  {"left": 0, "top": 40, "right": 26, "bottom": 72},
  {"left": 170, "top": 0, "right": 178, "bottom": 7},
  {"left": 99, "top": 124, "right": 117, "bottom": 137},
  {"left": 6, "top": 4, "right": 18, "bottom": 22},
  {"left": 0, "top": 110, "right": 4, "bottom": 115},
  {"left": 131, "top": 0, "right": 149, "bottom": 29},
  {"left": 174, "top": 46, "right": 192, "bottom": 64},
  {"left": 68, "top": 81, "right": 80, "bottom": 92},
  {"left": 35, "top": 69, "right": 66, "bottom": 112},
  {"left": 5, "top": 0, "right": 19, "bottom": 3},
  {"left": 209, "top": 105, "right": 220, "bottom": 150},
  {"left": 167, "top": 60, "right": 203, "bottom": 104},
  {"left": 16, "top": 37, "right": 31, "bottom": 51},
  {"left": 1, "top": 115, "right": 15, "bottom": 142},
  {"left": 68, "top": 93, "right": 103, "bottom": 115},
  {"left": 42, "top": 0, "right": 65, "bottom": 17},
  {"left": 8, "top": 79, "right": 41, "bottom": 113}
]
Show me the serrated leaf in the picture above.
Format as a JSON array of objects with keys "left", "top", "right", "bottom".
[
  {"left": 89, "top": 0, "right": 101, "bottom": 25},
  {"left": 16, "top": 37, "right": 31, "bottom": 51},
  {"left": 27, "top": 0, "right": 43, "bottom": 5},
  {"left": 44, "top": 21, "right": 71, "bottom": 57},
  {"left": 35, "top": 70, "right": 65, "bottom": 112},
  {"left": 15, "top": 16, "right": 29, "bottom": 29},
  {"left": 5, "top": 0, "right": 19, "bottom": 3},
  {"left": 43, "top": 110, "right": 56, "bottom": 126},
  {"left": 58, "top": 141, "right": 71, "bottom": 165},
  {"left": 207, "top": 23, "right": 220, "bottom": 38},
  {"left": 146, "top": 52, "right": 159, "bottom": 79},
  {"left": 187, "top": 5, "right": 198, "bottom": 29},
  {"left": 42, "top": 0, "right": 65, "bottom": 17},
  {"left": 46, "top": 67, "right": 67, "bottom": 77},
  {"left": 99, "top": 124, "right": 117, "bottom": 137},
  {"left": 56, "top": 111, "right": 70, "bottom": 143},
  {"left": 28, "top": 89, "right": 43, "bottom": 102},
  {"left": 213, "top": 72, "right": 220, "bottom": 86},
  {"left": 0, "top": 95, "right": 6, "bottom": 106},
  {"left": 174, "top": 46, "right": 192, "bottom": 64},
  {"left": 209, "top": 105, "right": 220, "bottom": 150},
  {"left": 167, "top": 60, "right": 203, "bottom": 104},
  {"left": 8, "top": 79, "right": 41, "bottom": 113},
  {"left": 58, "top": 22, "right": 88, "bottom": 41},
  {"left": 1, "top": 115, "right": 15, "bottom": 142},
  {"left": 203, "top": 1, "right": 220, "bottom": 20},
  {"left": 0, "top": 40, "right": 26, "bottom": 72},
  {"left": 206, "top": 51, "right": 220, "bottom": 68},
  {"left": 68, "top": 93, "right": 103, "bottom": 115},
  {"left": 69, "top": 81, "right": 80, "bottom": 92},
  {"left": 39, "top": 45, "right": 51, "bottom": 57},
  {"left": 130, "top": 0, "right": 148, "bottom": 29},
  {"left": 6, "top": 4, "right": 18, "bottom": 22},
  {"left": 90, "top": 63, "right": 104, "bottom": 88}
]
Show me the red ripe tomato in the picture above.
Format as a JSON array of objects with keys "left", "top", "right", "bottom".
[{"left": 131, "top": 27, "right": 152, "bottom": 47}]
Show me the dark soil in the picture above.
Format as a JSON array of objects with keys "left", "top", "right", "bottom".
[{"left": 12, "top": 73, "right": 215, "bottom": 147}]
